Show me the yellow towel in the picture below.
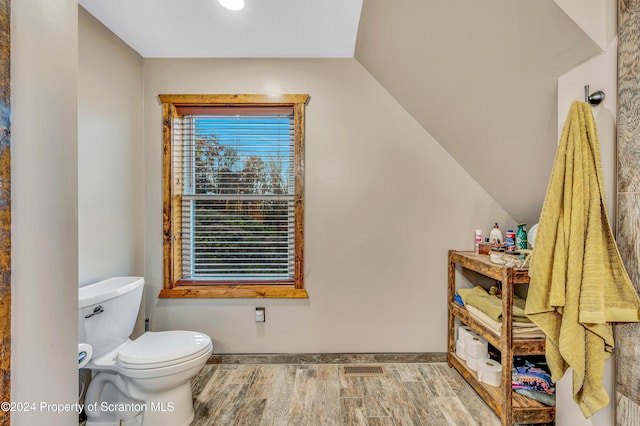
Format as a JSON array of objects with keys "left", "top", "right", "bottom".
[
  {"left": 457, "top": 286, "right": 531, "bottom": 323},
  {"left": 525, "top": 101, "right": 640, "bottom": 418}
]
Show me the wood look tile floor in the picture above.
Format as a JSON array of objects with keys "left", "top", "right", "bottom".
[{"left": 189, "top": 363, "right": 501, "bottom": 426}]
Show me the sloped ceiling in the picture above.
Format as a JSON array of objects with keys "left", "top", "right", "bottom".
[
  {"left": 355, "top": 0, "right": 600, "bottom": 226},
  {"left": 78, "top": 0, "right": 601, "bottom": 226}
]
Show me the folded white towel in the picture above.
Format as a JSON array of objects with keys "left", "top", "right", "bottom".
[{"left": 466, "top": 305, "right": 545, "bottom": 340}]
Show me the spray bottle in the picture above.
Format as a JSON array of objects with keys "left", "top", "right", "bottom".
[{"left": 489, "top": 223, "right": 503, "bottom": 245}]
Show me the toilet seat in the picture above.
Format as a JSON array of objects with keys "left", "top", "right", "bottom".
[{"left": 117, "top": 331, "right": 212, "bottom": 370}]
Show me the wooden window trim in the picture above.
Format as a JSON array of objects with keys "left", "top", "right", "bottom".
[{"left": 159, "top": 94, "right": 309, "bottom": 299}]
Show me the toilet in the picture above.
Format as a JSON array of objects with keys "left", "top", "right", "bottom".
[{"left": 79, "top": 277, "right": 212, "bottom": 426}]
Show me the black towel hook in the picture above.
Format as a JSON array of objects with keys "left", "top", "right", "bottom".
[{"left": 585, "top": 85, "right": 605, "bottom": 105}]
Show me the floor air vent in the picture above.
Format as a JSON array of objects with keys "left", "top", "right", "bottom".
[{"left": 343, "top": 366, "right": 386, "bottom": 376}]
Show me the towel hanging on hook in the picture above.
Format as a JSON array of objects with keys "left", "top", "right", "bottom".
[{"left": 585, "top": 85, "right": 605, "bottom": 105}]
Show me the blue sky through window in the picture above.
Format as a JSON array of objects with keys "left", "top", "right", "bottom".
[{"left": 193, "top": 114, "right": 294, "bottom": 195}]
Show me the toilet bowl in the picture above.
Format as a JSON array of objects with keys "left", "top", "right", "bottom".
[{"left": 79, "top": 277, "right": 212, "bottom": 426}]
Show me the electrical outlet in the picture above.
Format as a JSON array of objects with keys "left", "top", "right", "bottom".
[{"left": 255, "top": 307, "right": 265, "bottom": 322}]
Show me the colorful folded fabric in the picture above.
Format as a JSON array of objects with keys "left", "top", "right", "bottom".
[{"left": 512, "top": 359, "right": 554, "bottom": 395}]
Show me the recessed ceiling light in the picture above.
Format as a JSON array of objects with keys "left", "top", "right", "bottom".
[{"left": 218, "top": 0, "right": 245, "bottom": 11}]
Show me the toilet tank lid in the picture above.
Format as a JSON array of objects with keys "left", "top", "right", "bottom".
[
  {"left": 117, "top": 331, "right": 212, "bottom": 366},
  {"left": 79, "top": 276, "right": 144, "bottom": 308}
]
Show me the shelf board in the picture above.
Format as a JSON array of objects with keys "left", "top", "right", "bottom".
[
  {"left": 450, "top": 303, "right": 546, "bottom": 355},
  {"left": 448, "top": 352, "right": 555, "bottom": 424},
  {"left": 450, "top": 251, "right": 530, "bottom": 284}
]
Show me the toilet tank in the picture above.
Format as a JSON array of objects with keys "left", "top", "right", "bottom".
[{"left": 78, "top": 277, "right": 144, "bottom": 359}]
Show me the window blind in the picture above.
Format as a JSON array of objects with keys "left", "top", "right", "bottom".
[{"left": 173, "top": 109, "right": 295, "bottom": 282}]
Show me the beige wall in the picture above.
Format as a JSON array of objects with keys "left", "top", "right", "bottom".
[
  {"left": 11, "top": 0, "right": 79, "bottom": 424},
  {"left": 78, "top": 7, "right": 144, "bottom": 286},
  {"left": 143, "top": 58, "right": 514, "bottom": 353},
  {"left": 558, "top": 39, "right": 617, "bottom": 227},
  {"left": 553, "top": 0, "right": 616, "bottom": 50}
]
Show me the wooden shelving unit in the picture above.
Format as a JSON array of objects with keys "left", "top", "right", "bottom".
[{"left": 447, "top": 250, "right": 555, "bottom": 426}]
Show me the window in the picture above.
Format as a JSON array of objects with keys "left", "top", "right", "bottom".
[{"left": 159, "top": 95, "right": 309, "bottom": 298}]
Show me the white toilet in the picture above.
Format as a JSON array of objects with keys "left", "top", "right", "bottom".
[{"left": 79, "top": 276, "right": 212, "bottom": 426}]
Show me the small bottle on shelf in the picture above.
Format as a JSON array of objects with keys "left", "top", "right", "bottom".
[
  {"left": 516, "top": 223, "right": 528, "bottom": 250},
  {"left": 489, "top": 223, "right": 502, "bottom": 244},
  {"left": 475, "top": 229, "right": 483, "bottom": 253},
  {"left": 505, "top": 229, "right": 516, "bottom": 251}
]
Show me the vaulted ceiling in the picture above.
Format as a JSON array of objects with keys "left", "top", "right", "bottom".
[
  {"left": 79, "top": 0, "right": 601, "bottom": 225},
  {"left": 355, "top": 0, "right": 600, "bottom": 225}
]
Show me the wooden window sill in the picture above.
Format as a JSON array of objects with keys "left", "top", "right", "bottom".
[{"left": 159, "top": 285, "right": 309, "bottom": 299}]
